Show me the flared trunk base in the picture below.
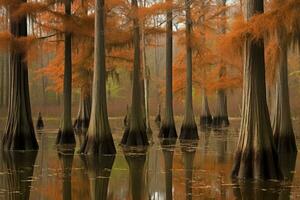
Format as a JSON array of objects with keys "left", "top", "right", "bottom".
[
  {"left": 212, "top": 116, "right": 229, "bottom": 128},
  {"left": 121, "top": 128, "right": 149, "bottom": 146},
  {"left": 2, "top": 120, "right": 39, "bottom": 150},
  {"left": 74, "top": 118, "right": 90, "bottom": 134},
  {"left": 200, "top": 115, "right": 213, "bottom": 128},
  {"left": 2, "top": 130, "right": 39, "bottom": 151},
  {"left": 36, "top": 119, "right": 44, "bottom": 130},
  {"left": 56, "top": 129, "right": 76, "bottom": 145},
  {"left": 180, "top": 123, "right": 198, "bottom": 140},
  {"left": 231, "top": 148, "right": 283, "bottom": 180},
  {"left": 159, "top": 123, "right": 177, "bottom": 139},
  {"left": 274, "top": 132, "right": 297, "bottom": 153},
  {"left": 80, "top": 134, "right": 116, "bottom": 155}
]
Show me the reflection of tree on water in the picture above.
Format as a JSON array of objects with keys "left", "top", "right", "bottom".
[
  {"left": 57, "top": 146, "right": 75, "bottom": 200},
  {"left": 180, "top": 140, "right": 198, "bottom": 200},
  {"left": 81, "top": 154, "right": 115, "bottom": 200},
  {"left": 278, "top": 152, "right": 297, "bottom": 200},
  {"left": 160, "top": 139, "right": 177, "bottom": 200},
  {"left": 123, "top": 147, "right": 148, "bottom": 200},
  {"left": 0, "top": 151, "right": 38, "bottom": 200},
  {"left": 214, "top": 129, "right": 228, "bottom": 164},
  {"left": 232, "top": 152, "right": 297, "bottom": 200}
]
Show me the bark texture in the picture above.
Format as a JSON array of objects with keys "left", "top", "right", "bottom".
[
  {"left": 58, "top": 0, "right": 76, "bottom": 145},
  {"left": 121, "top": 0, "right": 148, "bottom": 146},
  {"left": 82, "top": 155, "right": 115, "bottom": 200},
  {"left": 271, "top": 26, "right": 297, "bottom": 153},
  {"left": 212, "top": 0, "right": 230, "bottom": 128},
  {"left": 180, "top": 0, "right": 198, "bottom": 140},
  {"left": 159, "top": 0, "right": 177, "bottom": 139},
  {"left": 2, "top": 1, "right": 38, "bottom": 150},
  {"left": 74, "top": 91, "right": 91, "bottom": 135},
  {"left": 80, "top": 0, "right": 116, "bottom": 154},
  {"left": 200, "top": 89, "right": 213, "bottom": 129},
  {"left": 231, "top": 0, "right": 282, "bottom": 180}
]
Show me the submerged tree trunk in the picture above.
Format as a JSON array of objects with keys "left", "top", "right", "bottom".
[
  {"left": 231, "top": 0, "right": 282, "bottom": 180},
  {"left": 180, "top": 0, "right": 198, "bottom": 140},
  {"left": 121, "top": 0, "right": 148, "bottom": 146},
  {"left": 272, "top": 26, "right": 297, "bottom": 153},
  {"left": 2, "top": 1, "right": 38, "bottom": 150},
  {"left": 213, "top": 0, "right": 230, "bottom": 128},
  {"left": 57, "top": 0, "right": 76, "bottom": 145},
  {"left": 159, "top": 0, "right": 177, "bottom": 139},
  {"left": 200, "top": 89, "right": 213, "bottom": 129},
  {"left": 80, "top": 0, "right": 116, "bottom": 154},
  {"left": 74, "top": 90, "right": 91, "bottom": 135}
]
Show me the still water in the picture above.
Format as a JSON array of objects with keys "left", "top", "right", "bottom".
[{"left": 0, "top": 118, "right": 300, "bottom": 200}]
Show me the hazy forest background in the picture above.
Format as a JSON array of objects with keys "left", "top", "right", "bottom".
[{"left": 0, "top": 0, "right": 299, "bottom": 124}]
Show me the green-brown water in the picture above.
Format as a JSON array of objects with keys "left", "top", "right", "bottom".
[{"left": 0, "top": 119, "right": 300, "bottom": 200}]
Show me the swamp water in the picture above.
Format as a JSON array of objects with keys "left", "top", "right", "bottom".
[{"left": 0, "top": 119, "right": 300, "bottom": 200}]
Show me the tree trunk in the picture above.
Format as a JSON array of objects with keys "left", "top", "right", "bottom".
[
  {"left": 57, "top": 0, "right": 76, "bottom": 144},
  {"left": 213, "top": 0, "right": 230, "bottom": 128},
  {"left": 231, "top": 0, "right": 282, "bottom": 180},
  {"left": 159, "top": 0, "right": 177, "bottom": 139},
  {"left": 3, "top": 52, "right": 9, "bottom": 108},
  {"left": 141, "top": 17, "right": 152, "bottom": 135},
  {"left": 180, "top": 0, "right": 198, "bottom": 140},
  {"left": 200, "top": 89, "right": 213, "bottom": 129},
  {"left": 2, "top": 1, "right": 39, "bottom": 150},
  {"left": 74, "top": 89, "right": 91, "bottom": 136},
  {"left": 121, "top": 0, "right": 148, "bottom": 146},
  {"left": 271, "top": 26, "right": 297, "bottom": 153},
  {"left": 82, "top": 155, "right": 115, "bottom": 200},
  {"left": 80, "top": 0, "right": 116, "bottom": 154}
]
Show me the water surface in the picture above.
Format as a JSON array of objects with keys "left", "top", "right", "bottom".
[{"left": 0, "top": 119, "right": 300, "bottom": 200}]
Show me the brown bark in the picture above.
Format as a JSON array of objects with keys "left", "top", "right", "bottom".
[
  {"left": 213, "top": 0, "right": 230, "bottom": 128},
  {"left": 2, "top": 1, "right": 38, "bottom": 150},
  {"left": 231, "top": 0, "right": 282, "bottom": 180},
  {"left": 271, "top": 26, "right": 297, "bottom": 153},
  {"left": 74, "top": 90, "right": 91, "bottom": 135},
  {"left": 80, "top": 0, "right": 116, "bottom": 154},
  {"left": 200, "top": 89, "right": 213, "bottom": 129},
  {"left": 180, "top": 0, "right": 198, "bottom": 140},
  {"left": 160, "top": 0, "right": 177, "bottom": 139},
  {"left": 121, "top": 0, "right": 148, "bottom": 146},
  {"left": 57, "top": 0, "right": 76, "bottom": 145}
]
